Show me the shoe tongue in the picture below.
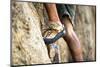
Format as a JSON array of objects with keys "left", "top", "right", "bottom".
[{"left": 48, "top": 22, "right": 63, "bottom": 32}]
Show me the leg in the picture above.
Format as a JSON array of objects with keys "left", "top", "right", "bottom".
[
  {"left": 57, "top": 4, "right": 83, "bottom": 61},
  {"left": 44, "top": 3, "right": 63, "bottom": 63},
  {"left": 44, "top": 3, "right": 63, "bottom": 32},
  {"left": 62, "top": 16, "right": 83, "bottom": 61},
  {"left": 44, "top": 3, "right": 60, "bottom": 22}
]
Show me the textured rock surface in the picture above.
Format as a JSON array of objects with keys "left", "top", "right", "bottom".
[
  {"left": 12, "top": 2, "right": 51, "bottom": 65},
  {"left": 12, "top": 1, "right": 96, "bottom": 65},
  {"left": 74, "top": 6, "right": 96, "bottom": 61}
]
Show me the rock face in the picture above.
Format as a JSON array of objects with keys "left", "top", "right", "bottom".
[
  {"left": 12, "top": 1, "right": 96, "bottom": 66},
  {"left": 12, "top": 2, "right": 51, "bottom": 65},
  {"left": 74, "top": 6, "right": 96, "bottom": 61}
]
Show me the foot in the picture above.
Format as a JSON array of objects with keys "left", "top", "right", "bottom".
[{"left": 43, "top": 21, "right": 66, "bottom": 44}]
